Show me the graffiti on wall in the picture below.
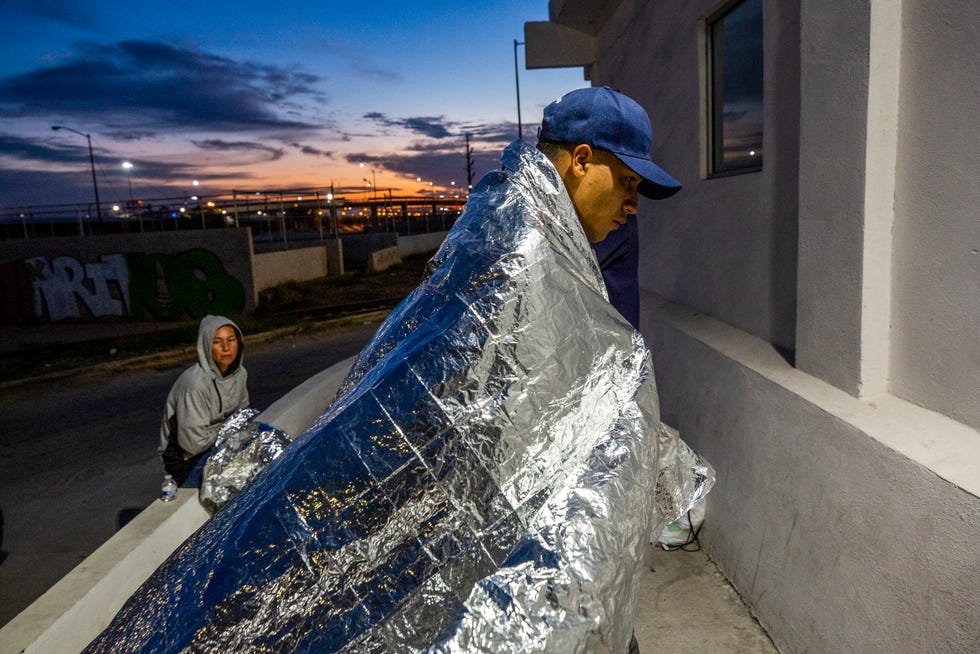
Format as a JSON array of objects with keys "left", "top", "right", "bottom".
[{"left": 0, "top": 249, "right": 246, "bottom": 323}]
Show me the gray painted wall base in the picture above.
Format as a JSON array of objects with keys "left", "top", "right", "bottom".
[{"left": 645, "top": 296, "right": 980, "bottom": 654}]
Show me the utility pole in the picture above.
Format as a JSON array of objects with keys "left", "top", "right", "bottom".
[
  {"left": 465, "top": 133, "right": 474, "bottom": 190},
  {"left": 51, "top": 125, "right": 103, "bottom": 222},
  {"left": 513, "top": 40, "right": 525, "bottom": 140}
]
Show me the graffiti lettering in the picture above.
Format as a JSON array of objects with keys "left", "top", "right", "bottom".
[
  {"left": 0, "top": 249, "right": 245, "bottom": 323},
  {"left": 126, "top": 249, "right": 246, "bottom": 321},
  {"left": 27, "top": 254, "right": 129, "bottom": 321}
]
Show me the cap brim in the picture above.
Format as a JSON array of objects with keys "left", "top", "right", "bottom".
[{"left": 615, "top": 152, "right": 683, "bottom": 199}]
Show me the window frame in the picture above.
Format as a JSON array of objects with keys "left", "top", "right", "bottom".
[{"left": 705, "top": 0, "right": 765, "bottom": 178}]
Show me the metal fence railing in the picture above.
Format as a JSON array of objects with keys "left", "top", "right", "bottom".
[{"left": 1, "top": 191, "right": 466, "bottom": 244}]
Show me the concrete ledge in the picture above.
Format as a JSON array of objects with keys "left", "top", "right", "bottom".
[
  {"left": 0, "top": 491, "right": 209, "bottom": 654},
  {"left": 524, "top": 21, "right": 595, "bottom": 69},
  {"left": 257, "top": 354, "right": 355, "bottom": 438},
  {"left": 0, "top": 356, "right": 356, "bottom": 654},
  {"left": 649, "top": 297, "right": 980, "bottom": 498}
]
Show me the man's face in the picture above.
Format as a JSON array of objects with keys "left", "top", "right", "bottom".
[
  {"left": 568, "top": 148, "right": 640, "bottom": 243},
  {"left": 211, "top": 325, "right": 239, "bottom": 376}
]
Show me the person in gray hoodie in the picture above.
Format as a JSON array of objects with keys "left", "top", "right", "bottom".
[{"left": 159, "top": 314, "right": 249, "bottom": 486}]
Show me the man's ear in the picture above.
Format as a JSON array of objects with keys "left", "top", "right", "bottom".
[{"left": 569, "top": 144, "right": 594, "bottom": 178}]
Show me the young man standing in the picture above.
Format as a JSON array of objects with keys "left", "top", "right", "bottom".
[{"left": 537, "top": 86, "right": 681, "bottom": 330}]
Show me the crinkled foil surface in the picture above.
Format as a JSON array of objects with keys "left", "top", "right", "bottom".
[
  {"left": 86, "top": 140, "right": 710, "bottom": 654},
  {"left": 199, "top": 408, "right": 291, "bottom": 513},
  {"left": 652, "top": 424, "right": 715, "bottom": 540}
]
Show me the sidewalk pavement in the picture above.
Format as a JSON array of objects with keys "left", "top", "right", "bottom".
[{"left": 635, "top": 546, "right": 778, "bottom": 652}]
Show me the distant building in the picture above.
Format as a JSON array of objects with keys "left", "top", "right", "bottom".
[{"left": 527, "top": 1, "right": 979, "bottom": 652}]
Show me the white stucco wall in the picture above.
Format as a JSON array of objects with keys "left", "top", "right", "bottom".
[
  {"left": 794, "top": 1, "right": 874, "bottom": 396},
  {"left": 534, "top": 0, "right": 980, "bottom": 652},
  {"left": 647, "top": 299, "right": 980, "bottom": 654},
  {"left": 889, "top": 1, "right": 980, "bottom": 431},
  {"left": 586, "top": 0, "right": 799, "bottom": 352}
]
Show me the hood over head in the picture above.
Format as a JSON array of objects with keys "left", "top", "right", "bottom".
[{"left": 196, "top": 314, "right": 244, "bottom": 377}]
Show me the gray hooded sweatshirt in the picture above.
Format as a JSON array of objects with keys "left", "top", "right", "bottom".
[{"left": 159, "top": 315, "right": 249, "bottom": 457}]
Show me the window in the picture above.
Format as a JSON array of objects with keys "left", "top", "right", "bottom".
[{"left": 707, "top": 0, "right": 764, "bottom": 176}]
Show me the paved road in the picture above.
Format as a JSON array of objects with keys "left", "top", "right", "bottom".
[{"left": 0, "top": 317, "right": 382, "bottom": 626}]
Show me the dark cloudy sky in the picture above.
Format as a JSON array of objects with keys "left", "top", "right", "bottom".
[{"left": 0, "top": 0, "right": 584, "bottom": 207}]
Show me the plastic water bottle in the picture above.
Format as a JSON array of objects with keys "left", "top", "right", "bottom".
[{"left": 161, "top": 474, "right": 178, "bottom": 502}]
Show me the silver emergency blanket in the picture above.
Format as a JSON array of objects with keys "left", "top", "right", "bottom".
[
  {"left": 85, "top": 140, "right": 711, "bottom": 653},
  {"left": 652, "top": 424, "right": 715, "bottom": 541},
  {"left": 199, "top": 408, "right": 292, "bottom": 513}
]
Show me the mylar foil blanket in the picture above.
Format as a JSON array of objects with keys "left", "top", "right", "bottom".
[
  {"left": 86, "top": 140, "right": 710, "bottom": 653},
  {"left": 199, "top": 408, "right": 291, "bottom": 513},
  {"left": 652, "top": 423, "right": 715, "bottom": 541}
]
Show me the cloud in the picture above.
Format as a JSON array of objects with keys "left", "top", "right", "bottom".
[
  {"left": 316, "top": 40, "right": 400, "bottom": 84},
  {"left": 4, "top": 0, "right": 100, "bottom": 29},
  {"left": 0, "top": 134, "right": 232, "bottom": 206},
  {"left": 289, "top": 142, "right": 332, "bottom": 157},
  {"left": 0, "top": 168, "right": 95, "bottom": 207},
  {"left": 345, "top": 144, "right": 500, "bottom": 195},
  {"left": 363, "top": 112, "right": 455, "bottom": 139},
  {"left": 103, "top": 129, "right": 159, "bottom": 142},
  {"left": 458, "top": 120, "right": 521, "bottom": 144},
  {"left": 191, "top": 139, "right": 284, "bottom": 163},
  {"left": 0, "top": 40, "right": 326, "bottom": 131},
  {"left": 341, "top": 121, "right": 517, "bottom": 194},
  {"left": 0, "top": 133, "right": 90, "bottom": 165},
  {"left": 0, "top": 132, "right": 288, "bottom": 206}
]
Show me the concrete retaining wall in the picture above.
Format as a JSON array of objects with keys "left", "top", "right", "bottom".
[
  {"left": 365, "top": 246, "right": 401, "bottom": 273},
  {"left": 251, "top": 245, "right": 334, "bottom": 304},
  {"left": 340, "top": 233, "right": 397, "bottom": 270},
  {"left": 0, "top": 229, "right": 256, "bottom": 322},
  {"left": 0, "top": 228, "right": 445, "bottom": 325},
  {"left": 397, "top": 231, "right": 447, "bottom": 258}
]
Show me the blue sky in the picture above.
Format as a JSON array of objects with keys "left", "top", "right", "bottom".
[{"left": 0, "top": 0, "right": 585, "bottom": 207}]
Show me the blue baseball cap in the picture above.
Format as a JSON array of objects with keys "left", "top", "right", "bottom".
[{"left": 538, "top": 86, "right": 682, "bottom": 199}]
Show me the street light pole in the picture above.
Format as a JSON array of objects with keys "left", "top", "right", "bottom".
[
  {"left": 121, "top": 161, "right": 142, "bottom": 233},
  {"left": 359, "top": 163, "right": 377, "bottom": 203},
  {"left": 513, "top": 39, "right": 525, "bottom": 140},
  {"left": 360, "top": 162, "right": 380, "bottom": 230},
  {"left": 51, "top": 125, "right": 103, "bottom": 222}
]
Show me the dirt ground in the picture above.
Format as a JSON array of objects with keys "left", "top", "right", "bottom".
[{"left": 256, "top": 253, "right": 430, "bottom": 312}]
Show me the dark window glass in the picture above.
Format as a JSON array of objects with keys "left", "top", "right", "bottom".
[{"left": 709, "top": 0, "right": 764, "bottom": 175}]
